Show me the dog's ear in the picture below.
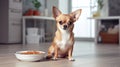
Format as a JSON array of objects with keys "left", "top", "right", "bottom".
[
  {"left": 70, "top": 9, "right": 82, "bottom": 22},
  {"left": 52, "top": 6, "right": 62, "bottom": 19}
]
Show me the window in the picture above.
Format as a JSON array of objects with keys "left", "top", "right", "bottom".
[{"left": 72, "top": 0, "right": 95, "bottom": 38}]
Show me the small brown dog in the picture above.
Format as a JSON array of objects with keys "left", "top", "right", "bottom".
[{"left": 46, "top": 6, "right": 82, "bottom": 61}]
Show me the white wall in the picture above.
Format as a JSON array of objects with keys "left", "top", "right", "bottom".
[
  {"left": 47, "top": 0, "right": 58, "bottom": 17},
  {"left": 101, "top": 0, "right": 109, "bottom": 17},
  {"left": 59, "top": 0, "right": 69, "bottom": 14},
  {"left": 47, "top": 0, "right": 70, "bottom": 16}
]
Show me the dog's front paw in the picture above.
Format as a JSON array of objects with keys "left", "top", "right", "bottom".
[
  {"left": 68, "top": 58, "right": 75, "bottom": 61},
  {"left": 52, "top": 57, "right": 58, "bottom": 61}
]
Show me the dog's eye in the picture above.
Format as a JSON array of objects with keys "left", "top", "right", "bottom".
[
  {"left": 59, "top": 21, "right": 63, "bottom": 25},
  {"left": 68, "top": 22, "right": 72, "bottom": 25}
]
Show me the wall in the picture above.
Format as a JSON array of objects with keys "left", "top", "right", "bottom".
[
  {"left": 101, "top": 0, "right": 109, "bottom": 17},
  {"left": 109, "top": 0, "right": 120, "bottom": 16},
  {"left": 99, "top": 0, "right": 120, "bottom": 17},
  {"left": 46, "top": 0, "right": 58, "bottom": 17},
  {"left": 0, "top": 0, "right": 9, "bottom": 42},
  {"left": 59, "top": 0, "right": 69, "bottom": 14}
]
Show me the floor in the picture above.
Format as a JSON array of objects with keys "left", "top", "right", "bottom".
[{"left": 0, "top": 41, "right": 120, "bottom": 67}]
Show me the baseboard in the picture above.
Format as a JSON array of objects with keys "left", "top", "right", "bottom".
[{"left": 75, "top": 37, "right": 94, "bottom": 42}]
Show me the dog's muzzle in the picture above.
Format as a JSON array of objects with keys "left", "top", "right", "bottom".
[{"left": 63, "top": 25, "right": 67, "bottom": 30}]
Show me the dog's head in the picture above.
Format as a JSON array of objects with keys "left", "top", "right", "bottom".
[{"left": 52, "top": 6, "right": 82, "bottom": 31}]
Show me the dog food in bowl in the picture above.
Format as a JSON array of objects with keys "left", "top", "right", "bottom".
[
  {"left": 21, "top": 51, "right": 42, "bottom": 54},
  {"left": 15, "top": 51, "right": 46, "bottom": 62}
]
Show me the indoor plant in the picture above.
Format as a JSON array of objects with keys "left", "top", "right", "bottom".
[
  {"left": 97, "top": 0, "right": 104, "bottom": 10},
  {"left": 92, "top": 0, "right": 104, "bottom": 17},
  {"left": 32, "top": 0, "right": 41, "bottom": 16}
]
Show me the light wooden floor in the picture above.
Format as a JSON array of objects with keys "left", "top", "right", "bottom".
[{"left": 0, "top": 41, "right": 120, "bottom": 67}]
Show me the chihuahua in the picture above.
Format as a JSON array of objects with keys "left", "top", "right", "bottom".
[{"left": 46, "top": 6, "right": 82, "bottom": 61}]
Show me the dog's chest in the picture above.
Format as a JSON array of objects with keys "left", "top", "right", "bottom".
[{"left": 56, "top": 31, "right": 72, "bottom": 49}]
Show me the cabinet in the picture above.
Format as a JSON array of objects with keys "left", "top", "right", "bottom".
[
  {"left": 90, "top": 16, "right": 120, "bottom": 45},
  {"left": 0, "top": 0, "right": 22, "bottom": 43}
]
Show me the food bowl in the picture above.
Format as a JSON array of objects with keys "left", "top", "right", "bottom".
[{"left": 15, "top": 51, "right": 46, "bottom": 62}]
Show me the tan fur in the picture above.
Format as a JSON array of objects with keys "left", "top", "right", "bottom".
[{"left": 46, "top": 6, "right": 82, "bottom": 61}]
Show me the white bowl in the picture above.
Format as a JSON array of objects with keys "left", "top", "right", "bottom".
[{"left": 15, "top": 51, "right": 46, "bottom": 62}]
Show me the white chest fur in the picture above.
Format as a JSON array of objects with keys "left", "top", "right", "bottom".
[{"left": 56, "top": 30, "right": 72, "bottom": 50}]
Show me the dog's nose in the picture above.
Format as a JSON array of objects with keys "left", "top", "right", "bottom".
[{"left": 63, "top": 25, "right": 67, "bottom": 30}]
